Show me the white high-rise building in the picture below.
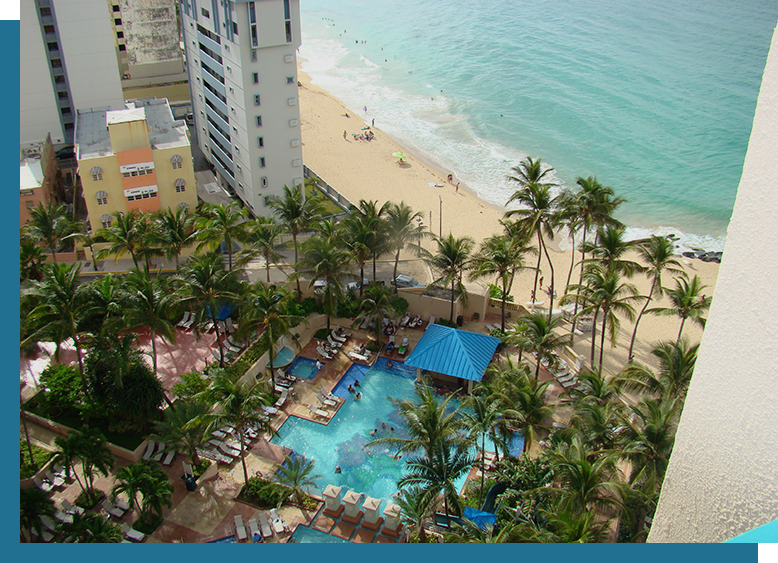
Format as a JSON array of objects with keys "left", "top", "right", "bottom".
[
  {"left": 179, "top": 0, "right": 304, "bottom": 216},
  {"left": 20, "top": 0, "right": 125, "bottom": 147}
]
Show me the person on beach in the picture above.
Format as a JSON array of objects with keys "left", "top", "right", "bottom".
[
  {"left": 343, "top": 130, "right": 347, "bottom": 139},
  {"left": 372, "top": 118, "right": 375, "bottom": 127},
  {"left": 364, "top": 106, "right": 367, "bottom": 113},
  {"left": 447, "top": 173, "right": 453, "bottom": 183},
  {"left": 456, "top": 182, "right": 460, "bottom": 193}
]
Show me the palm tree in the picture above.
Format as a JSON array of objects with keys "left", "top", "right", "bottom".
[
  {"left": 554, "top": 188, "right": 584, "bottom": 292},
  {"left": 197, "top": 369, "right": 275, "bottom": 485},
  {"left": 648, "top": 275, "right": 711, "bottom": 343},
  {"left": 82, "top": 273, "right": 124, "bottom": 335},
  {"left": 95, "top": 210, "right": 149, "bottom": 269},
  {"left": 74, "top": 427, "right": 114, "bottom": 496},
  {"left": 58, "top": 512, "right": 123, "bottom": 543},
  {"left": 120, "top": 268, "right": 178, "bottom": 375},
  {"left": 269, "top": 183, "right": 327, "bottom": 298},
  {"left": 195, "top": 202, "right": 250, "bottom": 271},
  {"left": 509, "top": 312, "right": 571, "bottom": 380},
  {"left": 274, "top": 455, "right": 322, "bottom": 519},
  {"left": 24, "top": 263, "right": 89, "bottom": 382},
  {"left": 463, "top": 393, "right": 501, "bottom": 505},
  {"left": 339, "top": 215, "right": 375, "bottom": 298},
  {"left": 569, "top": 176, "right": 625, "bottom": 331},
  {"left": 239, "top": 216, "right": 287, "bottom": 283},
  {"left": 615, "top": 339, "right": 699, "bottom": 401},
  {"left": 581, "top": 224, "right": 643, "bottom": 277},
  {"left": 237, "top": 282, "right": 303, "bottom": 390},
  {"left": 111, "top": 461, "right": 150, "bottom": 515},
  {"left": 505, "top": 156, "right": 558, "bottom": 310},
  {"left": 470, "top": 234, "right": 534, "bottom": 332},
  {"left": 543, "top": 509, "right": 608, "bottom": 543},
  {"left": 20, "top": 238, "right": 47, "bottom": 282},
  {"left": 566, "top": 266, "right": 640, "bottom": 372},
  {"left": 296, "top": 230, "right": 352, "bottom": 331},
  {"left": 350, "top": 199, "right": 390, "bottom": 281},
  {"left": 425, "top": 233, "right": 474, "bottom": 323},
  {"left": 394, "top": 486, "right": 434, "bottom": 543},
  {"left": 23, "top": 201, "right": 74, "bottom": 263},
  {"left": 149, "top": 206, "right": 199, "bottom": 269},
  {"left": 175, "top": 253, "right": 241, "bottom": 367},
  {"left": 502, "top": 375, "right": 554, "bottom": 454},
  {"left": 627, "top": 236, "right": 685, "bottom": 360},
  {"left": 134, "top": 461, "right": 174, "bottom": 524},
  {"left": 62, "top": 223, "right": 100, "bottom": 272},
  {"left": 444, "top": 519, "right": 520, "bottom": 543},
  {"left": 20, "top": 486, "right": 56, "bottom": 542},
  {"left": 353, "top": 283, "right": 397, "bottom": 343},
  {"left": 153, "top": 399, "right": 211, "bottom": 467},
  {"left": 385, "top": 202, "right": 429, "bottom": 294},
  {"left": 573, "top": 367, "right": 622, "bottom": 407},
  {"left": 52, "top": 432, "right": 87, "bottom": 495}
]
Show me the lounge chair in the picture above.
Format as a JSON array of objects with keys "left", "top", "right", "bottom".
[
  {"left": 401, "top": 337, "right": 409, "bottom": 347},
  {"left": 225, "top": 340, "right": 242, "bottom": 354},
  {"left": 359, "top": 317, "right": 369, "bottom": 330},
  {"left": 55, "top": 510, "right": 74, "bottom": 524},
  {"left": 227, "top": 335, "right": 244, "bottom": 349},
  {"left": 177, "top": 311, "right": 191, "bottom": 328},
  {"left": 262, "top": 405, "right": 279, "bottom": 416},
  {"left": 114, "top": 496, "right": 130, "bottom": 512},
  {"left": 318, "top": 393, "right": 337, "bottom": 407},
  {"left": 53, "top": 464, "right": 67, "bottom": 479},
  {"left": 397, "top": 345, "right": 408, "bottom": 356},
  {"left": 216, "top": 320, "right": 227, "bottom": 335},
  {"left": 331, "top": 330, "right": 347, "bottom": 343},
  {"left": 234, "top": 515, "right": 248, "bottom": 541},
  {"left": 101, "top": 499, "right": 125, "bottom": 519},
  {"left": 162, "top": 450, "right": 175, "bottom": 466},
  {"left": 348, "top": 351, "right": 369, "bottom": 362},
  {"left": 248, "top": 518, "right": 261, "bottom": 542},
  {"left": 142, "top": 440, "right": 156, "bottom": 461},
  {"left": 226, "top": 318, "right": 238, "bottom": 333},
  {"left": 152, "top": 442, "right": 167, "bottom": 462},
  {"left": 46, "top": 469, "right": 65, "bottom": 488},
  {"left": 309, "top": 405, "right": 330, "bottom": 418},
  {"left": 41, "top": 516, "right": 58, "bottom": 531},
  {"left": 258, "top": 511, "right": 273, "bottom": 538},
  {"left": 560, "top": 377, "right": 580, "bottom": 390},
  {"left": 319, "top": 387, "right": 337, "bottom": 401},
  {"left": 269, "top": 508, "right": 286, "bottom": 534},
  {"left": 121, "top": 522, "right": 146, "bottom": 542},
  {"left": 62, "top": 499, "right": 84, "bottom": 516},
  {"left": 275, "top": 378, "right": 292, "bottom": 388},
  {"left": 33, "top": 474, "right": 54, "bottom": 493},
  {"left": 327, "top": 335, "right": 343, "bottom": 348},
  {"left": 274, "top": 390, "right": 288, "bottom": 409},
  {"left": 276, "top": 368, "right": 297, "bottom": 382},
  {"left": 426, "top": 316, "right": 436, "bottom": 330},
  {"left": 182, "top": 313, "right": 195, "bottom": 330},
  {"left": 316, "top": 345, "right": 333, "bottom": 360},
  {"left": 217, "top": 442, "right": 241, "bottom": 458},
  {"left": 400, "top": 313, "right": 410, "bottom": 327}
]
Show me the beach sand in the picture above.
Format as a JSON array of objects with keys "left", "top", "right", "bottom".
[{"left": 298, "top": 71, "right": 721, "bottom": 375}]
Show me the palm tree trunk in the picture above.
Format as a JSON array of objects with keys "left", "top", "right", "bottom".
[
  {"left": 540, "top": 237, "right": 556, "bottom": 315},
  {"left": 572, "top": 224, "right": 588, "bottom": 333},
  {"left": 359, "top": 263, "right": 365, "bottom": 298},
  {"left": 393, "top": 249, "right": 401, "bottom": 295},
  {"left": 500, "top": 277, "right": 508, "bottom": 332},
  {"left": 292, "top": 233, "right": 301, "bottom": 300},
  {"left": 532, "top": 231, "right": 542, "bottom": 301},
  {"left": 450, "top": 278, "right": 456, "bottom": 322},
  {"left": 590, "top": 308, "right": 599, "bottom": 366},
  {"left": 50, "top": 244, "right": 58, "bottom": 264},
  {"left": 73, "top": 333, "right": 88, "bottom": 398},
  {"left": 534, "top": 354, "right": 541, "bottom": 381},
  {"left": 565, "top": 233, "right": 576, "bottom": 291},
  {"left": 89, "top": 243, "right": 98, "bottom": 271},
  {"left": 226, "top": 234, "right": 233, "bottom": 271},
  {"left": 214, "top": 313, "right": 225, "bottom": 367},
  {"left": 599, "top": 309, "right": 608, "bottom": 372},
  {"left": 372, "top": 254, "right": 377, "bottom": 282},
  {"left": 628, "top": 278, "right": 657, "bottom": 361},
  {"left": 677, "top": 317, "right": 687, "bottom": 344},
  {"left": 238, "top": 429, "right": 249, "bottom": 485},
  {"left": 265, "top": 251, "right": 271, "bottom": 283},
  {"left": 151, "top": 330, "right": 158, "bottom": 374},
  {"left": 479, "top": 433, "right": 486, "bottom": 507}
]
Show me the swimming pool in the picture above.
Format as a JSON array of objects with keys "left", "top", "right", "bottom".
[
  {"left": 290, "top": 525, "right": 348, "bottom": 543},
  {"left": 270, "top": 357, "right": 509, "bottom": 507},
  {"left": 267, "top": 346, "right": 295, "bottom": 368},
  {"left": 286, "top": 356, "right": 321, "bottom": 380}
]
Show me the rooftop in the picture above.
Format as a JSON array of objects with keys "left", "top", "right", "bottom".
[
  {"left": 76, "top": 98, "right": 190, "bottom": 160},
  {"left": 20, "top": 157, "right": 44, "bottom": 192},
  {"left": 404, "top": 324, "right": 501, "bottom": 382}
]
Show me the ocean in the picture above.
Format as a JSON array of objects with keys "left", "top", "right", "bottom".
[{"left": 298, "top": 0, "right": 777, "bottom": 252}]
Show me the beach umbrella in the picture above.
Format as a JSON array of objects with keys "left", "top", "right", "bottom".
[{"left": 392, "top": 152, "right": 407, "bottom": 159}]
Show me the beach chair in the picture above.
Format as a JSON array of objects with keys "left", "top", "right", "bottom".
[
  {"left": 53, "top": 464, "right": 67, "bottom": 480},
  {"left": 274, "top": 390, "right": 288, "bottom": 409},
  {"left": 269, "top": 508, "right": 286, "bottom": 534},
  {"left": 176, "top": 311, "right": 191, "bottom": 328},
  {"left": 262, "top": 405, "right": 279, "bottom": 416},
  {"left": 348, "top": 351, "right": 368, "bottom": 362},
  {"left": 46, "top": 469, "right": 66, "bottom": 488},
  {"left": 216, "top": 320, "right": 227, "bottom": 335},
  {"left": 258, "top": 512, "right": 273, "bottom": 538},
  {"left": 327, "top": 335, "right": 343, "bottom": 348},
  {"left": 152, "top": 441, "right": 167, "bottom": 462},
  {"left": 331, "top": 329, "right": 347, "bottom": 343},
  {"left": 101, "top": 499, "right": 125, "bottom": 519},
  {"left": 225, "top": 340, "right": 242, "bottom": 354},
  {"left": 234, "top": 515, "right": 248, "bottom": 541},
  {"left": 226, "top": 318, "right": 238, "bottom": 333},
  {"left": 33, "top": 474, "right": 54, "bottom": 493},
  {"left": 400, "top": 313, "right": 410, "bottom": 328},
  {"left": 62, "top": 499, "right": 84, "bottom": 516},
  {"left": 316, "top": 345, "right": 333, "bottom": 360},
  {"left": 318, "top": 393, "right": 338, "bottom": 407},
  {"left": 248, "top": 518, "right": 261, "bottom": 542},
  {"left": 359, "top": 316, "right": 370, "bottom": 330},
  {"left": 55, "top": 509, "right": 74, "bottom": 524},
  {"left": 182, "top": 312, "right": 195, "bottom": 330},
  {"left": 320, "top": 387, "right": 338, "bottom": 401},
  {"left": 121, "top": 522, "right": 146, "bottom": 542},
  {"left": 114, "top": 496, "right": 130, "bottom": 512},
  {"left": 41, "top": 516, "right": 58, "bottom": 532},
  {"left": 162, "top": 450, "right": 175, "bottom": 466},
  {"left": 426, "top": 316, "right": 436, "bottom": 330},
  {"left": 309, "top": 405, "right": 330, "bottom": 419}
]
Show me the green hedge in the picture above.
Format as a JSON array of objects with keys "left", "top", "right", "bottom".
[
  {"left": 313, "top": 328, "right": 329, "bottom": 340},
  {"left": 239, "top": 476, "right": 292, "bottom": 508},
  {"left": 20, "top": 439, "right": 54, "bottom": 479},
  {"left": 436, "top": 317, "right": 459, "bottom": 329}
]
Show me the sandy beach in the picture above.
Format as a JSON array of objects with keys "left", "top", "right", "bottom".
[{"left": 298, "top": 71, "right": 721, "bottom": 374}]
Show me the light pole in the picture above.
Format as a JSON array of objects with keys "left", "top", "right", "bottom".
[{"left": 439, "top": 195, "right": 442, "bottom": 238}]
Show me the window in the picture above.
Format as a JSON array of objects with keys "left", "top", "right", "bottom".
[
  {"left": 100, "top": 214, "right": 112, "bottom": 228},
  {"left": 54, "top": 75, "right": 64, "bottom": 84},
  {"left": 51, "top": 59, "right": 62, "bottom": 68},
  {"left": 232, "top": 22, "right": 238, "bottom": 35},
  {"left": 175, "top": 178, "right": 186, "bottom": 193},
  {"left": 113, "top": 5, "right": 120, "bottom": 12},
  {"left": 57, "top": 91, "right": 68, "bottom": 99},
  {"left": 44, "top": 25, "right": 55, "bottom": 34},
  {"left": 26, "top": 201, "right": 34, "bottom": 210},
  {"left": 253, "top": 73, "right": 259, "bottom": 84},
  {"left": 285, "top": 21, "right": 292, "bottom": 43},
  {"left": 90, "top": 167, "right": 103, "bottom": 181},
  {"left": 238, "top": 183, "right": 244, "bottom": 192},
  {"left": 284, "top": 0, "right": 291, "bottom": 20},
  {"left": 178, "top": 202, "right": 189, "bottom": 211},
  {"left": 292, "top": 159, "right": 301, "bottom": 167},
  {"left": 264, "top": 196, "right": 271, "bottom": 206},
  {"left": 47, "top": 42, "right": 58, "bottom": 51},
  {"left": 287, "top": 97, "right": 297, "bottom": 106},
  {"left": 226, "top": 65, "right": 231, "bottom": 73},
  {"left": 61, "top": 107, "right": 71, "bottom": 115},
  {"left": 64, "top": 123, "right": 74, "bottom": 131},
  {"left": 255, "top": 115, "right": 262, "bottom": 127},
  {"left": 251, "top": 50, "right": 257, "bottom": 62},
  {"left": 201, "top": 7, "right": 210, "bottom": 18},
  {"left": 117, "top": 31, "right": 124, "bottom": 38},
  {"left": 261, "top": 176, "right": 268, "bottom": 188},
  {"left": 287, "top": 76, "right": 295, "bottom": 84},
  {"left": 289, "top": 118, "right": 298, "bottom": 127},
  {"left": 259, "top": 157, "right": 266, "bottom": 168},
  {"left": 254, "top": 94, "right": 261, "bottom": 106},
  {"left": 118, "top": 44, "right": 126, "bottom": 51},
  {"left": 114, "top": 18, "right": 122, "bottom": 25},
  {"left": 171, "top": 154, "right": 183, "bottom": 169},
  {"left": 40, "top": 7, "right": 51, "bottom": 16},
  {"left": 257, "top": 136, "right": 264, "bottom": 148},
  {"left": 95, "top": 191, "right": 108, "bottom": 205}
]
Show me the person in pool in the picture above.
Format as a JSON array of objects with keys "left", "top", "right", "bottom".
[
  {"left": 347, "top": 384, "right": 355, "bottom": 393},
  {"left": 354, "top": 380, "right": 360, "bottom": 388},
  {"left": 355, "top": 392, "right": 362, "bottom": 400},
  {"left": 387, "top": 361, "right": 394, "bottom": 368},
  {"left": 369, "top": 428, "right": 377, "bottom": 436},
  {"left": 335, "top": 465, "right": 342, "bottom": 474}
]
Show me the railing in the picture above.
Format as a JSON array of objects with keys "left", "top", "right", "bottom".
[{"left": 303, "top": 164, "right": 353, "bottom": 213}]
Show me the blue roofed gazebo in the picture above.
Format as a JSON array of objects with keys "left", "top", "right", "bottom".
[{"left": 404, "top": 324, "right": 501, "bottom": 393}]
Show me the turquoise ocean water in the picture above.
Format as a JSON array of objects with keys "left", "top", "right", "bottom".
[{"left": 299, "top": 0, "right": 777, "bottom": 251}]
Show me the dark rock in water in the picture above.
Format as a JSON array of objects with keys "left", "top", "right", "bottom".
[{"left": 682, "top": 251, "right": 697, "bottom": 258}]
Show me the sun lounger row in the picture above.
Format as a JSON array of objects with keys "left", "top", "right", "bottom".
[
  {"left": 122, "top": 522, "right": 145, "bottom": 542},
  {"left": 101, "top": 498, "right": 127, "bottom": 519},
  {"left": 142, "top": 440, "right": 175, "bottom": 465},
  {"left": 348, "top": 351, "right": 371, "bottom": 362}
]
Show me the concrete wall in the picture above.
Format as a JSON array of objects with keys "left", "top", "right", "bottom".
[{"left": 648, "top": 23, "right": 778, "bottom": 543}]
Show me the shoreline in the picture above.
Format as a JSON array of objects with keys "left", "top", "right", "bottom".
[{"left": 297, "top": 68, "right": 721, "bottom": 374}]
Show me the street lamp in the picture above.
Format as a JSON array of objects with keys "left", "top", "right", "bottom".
[{"left": 439, "top": 195, "right": 442, "bottom": 238}]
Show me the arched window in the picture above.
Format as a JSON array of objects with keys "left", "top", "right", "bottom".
[
  {"left": 99, "top": 213, "right": 112, "bottom": 228},
  {"left": 90, "top": 166, "right": 103, "bottom": 181},
  {"left": 170, "top": 154, "right": 183, "bottom": 169},
  {"left": 174, "top": 178, "right": 186, "bottom": 193},
  {"left": 95, "top": 190, "right": 108, "bottom": 205},
  {"left": 177, "top": 202, "right": 189, "bottom": 211}
]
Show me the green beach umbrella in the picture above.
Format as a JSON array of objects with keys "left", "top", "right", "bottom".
[{"left": 392, "top": 152, "right": 407, "bottom": 159}]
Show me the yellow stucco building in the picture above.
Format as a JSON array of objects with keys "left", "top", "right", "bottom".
[{"left": 75, "top": 98, "right": 197, "bottom": 236}]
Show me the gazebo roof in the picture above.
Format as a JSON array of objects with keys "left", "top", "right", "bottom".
[{"left": 404, "top": 324, "right": 500, "bottom": 382}]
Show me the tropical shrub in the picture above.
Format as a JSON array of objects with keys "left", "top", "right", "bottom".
[
  {"left": 172, "top": 372, "right": 210, "bottom": 400},
  {"left": 313, "top": 328, "right": 329, "bottom": 340},
  {"left": 337, "top": 296, "right": 361, "bottom": 319},
  {"left": 240, "top": 476, "right": 291, "bottom": 507},
  {"left": 20, "top": 440, "right": 54, "bottom": 479},
  {"left": 437, "top": 317, "right": 459, "bottom": 329},
  {"left": 105, "top": 363, "right": 165, "bottom": 432},
  {"left": 38, "top": 364, "right": 82, "bottom": 413},
  {"left": 301, "top": 297, "right": 322, "bottom": 315},
  {"left": 390, "top": 296, "right": 409, "bottom": 315},
  {"left": 488, "top": 283, "right": 514, "bottom": 302}
]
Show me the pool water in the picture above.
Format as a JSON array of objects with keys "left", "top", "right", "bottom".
[
  {"left": 286, "top": 356, "right": 321, "bottom": 380},
  {"left": 267, "top": 346, "right": 295, "bottom": 368},
  {"left": 271, "top": 357, "right": 512, "bottom": 507},
  {"left": 207, "top": 535, "right": 237, "bottom": 543},
  {"left": 290, "top": 525, "right": 348, "bottom": 543}
]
